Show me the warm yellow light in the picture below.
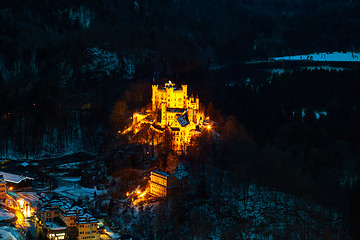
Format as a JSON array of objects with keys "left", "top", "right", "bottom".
[
  {"left": 207, "top": 125, "right": 211, "bottom": 130},
  {"left": 138, "top": 191, "right": 146, "bottom": 198},
  {"left": 9, "top": 187, "right": 13, "bottom": 191},
  {"left": 137, "top": 190, "right": 141, "bottom": 194},
  {"left": 18, "top": 199, "right": 24, "bottom": 208},
  {"left": 118, "top": 130, "right": 121, "bottom": 133},
  {"left": 126, "top": 192, "right": 129, "bottom": 197}
]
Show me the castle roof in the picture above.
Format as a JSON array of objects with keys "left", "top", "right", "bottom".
[
  {"left": 167, "top": 108, "right": 186, "bottom": 113},
  {"left": 142, "top": 115, "right": 156, "bottom": 123},
  {"left": 176, "top": 114, "right": 190, "bottom": 127},
  {"left": 151, "top": 124, "right": 165, "bottom": 132},
  {"left": 190, "top": 129, "right": 202, "bottom": 134}
]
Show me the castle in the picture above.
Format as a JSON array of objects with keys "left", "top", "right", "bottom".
[{"left": 130, "top": 81, "right": 208, "bottom": 151}]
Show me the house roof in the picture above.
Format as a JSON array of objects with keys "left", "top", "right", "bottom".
[
  {"left": 0, "top": 171, "right": 34, "bottom": 184},
  {"left": 46, "top": 221, "right": 67, "bottom": 231},
  {"left": 76, "top": 212, "right": 98, "bottom": 224},
  {"left": 60, "top": 204, "right": 84, "bottom": 217},
  {"left": 37, "top": 193, "right": 67, "bottom": 211}
]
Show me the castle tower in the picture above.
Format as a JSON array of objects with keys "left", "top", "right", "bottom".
[
  {"left": 166, "top": 86, "right": 174, "bottom": 108},
  {"left": 182, "top": 85, "right": 188, "bottom": 108},
  {"left": 182, "top": 85, "right": 188, "bottom": 96},
  {"left": 161, "top": 102, "right": 167, "bottom": 127},
  {"left": 152, "top": 85, "right": 159, "bottom": 111},
  {"left": 188, "top": 108, "right": 194, "bottom": 123}
]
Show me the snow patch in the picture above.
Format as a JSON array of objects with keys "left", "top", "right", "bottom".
[
  {"left": 302, "top": 66, "right": 349, "bottom": 71},
  {"left": 0, "top": 227, "right": 24, "bottom": 240},
  {"left": 54, "top": 185, "right": 106, "bottom": 201},
  {"left": 271, "top": 52, "right": 360, "bottom": 62}
]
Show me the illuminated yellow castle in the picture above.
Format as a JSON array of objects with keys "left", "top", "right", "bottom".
[{"left": 131, "top": 81, "right": 207, "bottom": 151}]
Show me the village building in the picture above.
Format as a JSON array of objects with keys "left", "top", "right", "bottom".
[
  {"left": 37, "top": 193, "right": 67, "bottom": 239},
  {"left": 130, "top": 81, "right": 206, "bottom": 151},
  {"left": 76, "top": 213, "right": 99, "bottom": 240},
  {"left": 36, "top": 193, "right": 100, "bottom": 240},
  {"left": 149, "top": 170, "right": 178, "bottom": 197},
  {"left": 0, "top": 171, "right": 33, "bottom": 190}
]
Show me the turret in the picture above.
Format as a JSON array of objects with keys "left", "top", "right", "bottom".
[
  {"left": 188, "top": 108, "right": 194, "bottom": 123},
  {"left": 161, "top": 102, "right": 167, "bottom": 127},
  {"left": 182, "top": 85, "right": 188, "bottom": 96},
  {"left": 152, "top": 85, "right": 159, "bottom": 111},
  {"left": 166, "top": 86, "right": 174, "bottom": 107}
]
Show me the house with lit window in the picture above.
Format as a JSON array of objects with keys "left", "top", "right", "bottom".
[
  {"left": 59, "top": 204, "right": 83, "bottom": 239},
  {"left": 36, "top": 193, "right": 67, "bottom": 239},
  {"left": 76, "top": 213, "right": 100, "bottom": 240},
  {"left": 0, "top": 171, "right": 33, "bottom": 190},
  {"left": 149, "top": 170, "right": 178, "bottom": 197},
  {"left": 37, "top": 193, "right": 66, "bottom": 223}
]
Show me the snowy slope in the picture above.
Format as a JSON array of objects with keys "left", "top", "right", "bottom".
[{"left": 271, "top": 52, "right": 360, "bottom": 62}]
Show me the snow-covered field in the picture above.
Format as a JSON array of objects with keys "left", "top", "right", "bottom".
[
  {"left": 54, "top": 184, "right": 106, "bottom": 201},
  {"left": 271, "top": 52, "right": 360, "bottom": 62},
  {"left": 59, "top": 176, "right": 82, "bottom": 182}
]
